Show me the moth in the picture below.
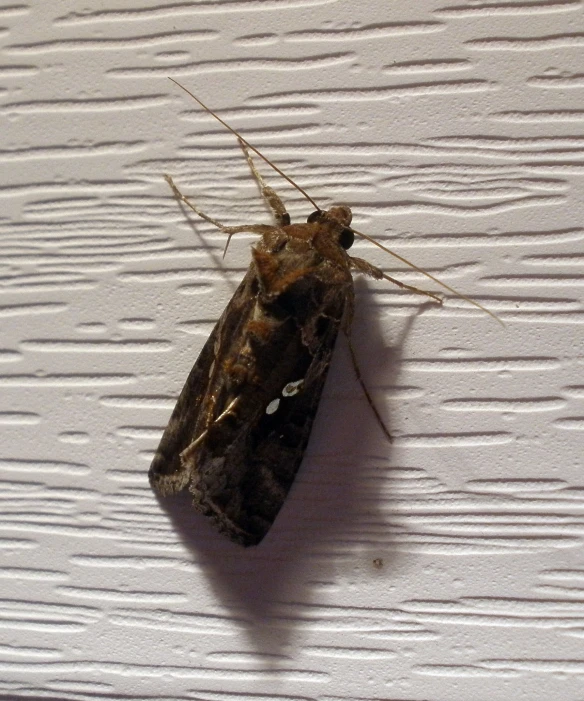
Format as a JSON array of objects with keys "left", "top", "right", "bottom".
[{"left": 149, "top": 80, "right": 495, "bottom": 547}]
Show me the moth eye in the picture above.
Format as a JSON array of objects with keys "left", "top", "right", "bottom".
[
  {"left": 307, "top": 210, "right": 322, "bottom": 223},
  {"left": 280, "top": 213, "right": 291, "bottom": 226},
  {"left": 339, "top": 227, "right": 354, "bottom": 250}
]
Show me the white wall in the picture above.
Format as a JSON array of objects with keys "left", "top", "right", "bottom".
[{"left": 1, "top": 2, "right": 583, "bottom": 700}]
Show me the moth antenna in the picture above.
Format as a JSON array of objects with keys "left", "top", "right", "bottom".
[
  {"left": 168, "top": 77, "right": 320, "bottom": 211},
  {"left": 351, "top": 226, "right": 504, "bottom": 326},
  {"left": 170, "top": 78, "right": 501, "bottom": 325}
]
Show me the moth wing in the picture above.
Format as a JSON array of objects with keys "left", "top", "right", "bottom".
[
  {"left": 189, "top": 275, "right": 351, "bottom": 546},
  {"left": 148, "top": 271, "right": 256, "bottom": 497}
]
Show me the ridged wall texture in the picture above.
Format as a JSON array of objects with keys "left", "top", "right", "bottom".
[{"left": 1, "top": 2, "right": 583, "bottom": 700}]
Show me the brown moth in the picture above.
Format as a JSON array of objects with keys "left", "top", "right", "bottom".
[{"left": 149, "top": 80, "right": 495, "bottom": 547}]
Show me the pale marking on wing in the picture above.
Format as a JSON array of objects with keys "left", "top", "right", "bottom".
[
  {"left": 282, "top": 379, "right": 304, "bottom": 397},
  {"left": 266, "top": 398, "right": 280, "bottom": 415},
  {"left": 181, "top": 396, "right": 239, "bottom": 464}
]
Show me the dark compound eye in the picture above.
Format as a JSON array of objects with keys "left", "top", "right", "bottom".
[
  {"left": 280, "top": 213, "right": 291, "bottom": 226},
  {"left": 339, "top": 227, "right": 354, "bottom": 250},
  {"left": 307, "top": 210, "right": 322, "bottom": 223}
]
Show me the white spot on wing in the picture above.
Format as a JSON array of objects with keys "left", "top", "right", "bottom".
[
  {"left": 282, "top": 379, "right": 304, "bottom": 397},
  {"left": 266, "top": 398, "right": 280, "bottom": 415}
]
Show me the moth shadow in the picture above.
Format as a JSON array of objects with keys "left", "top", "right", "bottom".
[{"left": 155, "top": 280, "right": 425, "bottom": 658}]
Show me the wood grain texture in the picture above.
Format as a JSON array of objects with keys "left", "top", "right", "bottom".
[{"left": 1, "top": 1, "right": 583, "bottom": 699}]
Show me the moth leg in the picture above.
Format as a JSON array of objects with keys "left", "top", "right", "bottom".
[
  {"left": 237, "top": 138, "right": 290, "bottom": 227},
  {"left": 341, "top": 292, "right": 392, "bottom": 441},
  {"left": 165, "top": 174, "right": 276, "bottom": 255},
  {"left": 350, "top": 256, "right": 442, "bottom": 304},
  {"left": 344, "top": 330, "right": 392, "bottom": 444}
]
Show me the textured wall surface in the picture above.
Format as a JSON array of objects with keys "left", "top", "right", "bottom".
[{"left": 1, "top": 2, "right": 583, "bottom": 700}]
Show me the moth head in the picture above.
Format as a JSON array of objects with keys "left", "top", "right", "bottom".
[{"left": 306, "top": 205, "right": 354, "bottom": 250}]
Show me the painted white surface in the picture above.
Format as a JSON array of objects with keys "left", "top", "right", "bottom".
[{"left": 1, "top": 2, "right": 583, "bottom": 700}]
